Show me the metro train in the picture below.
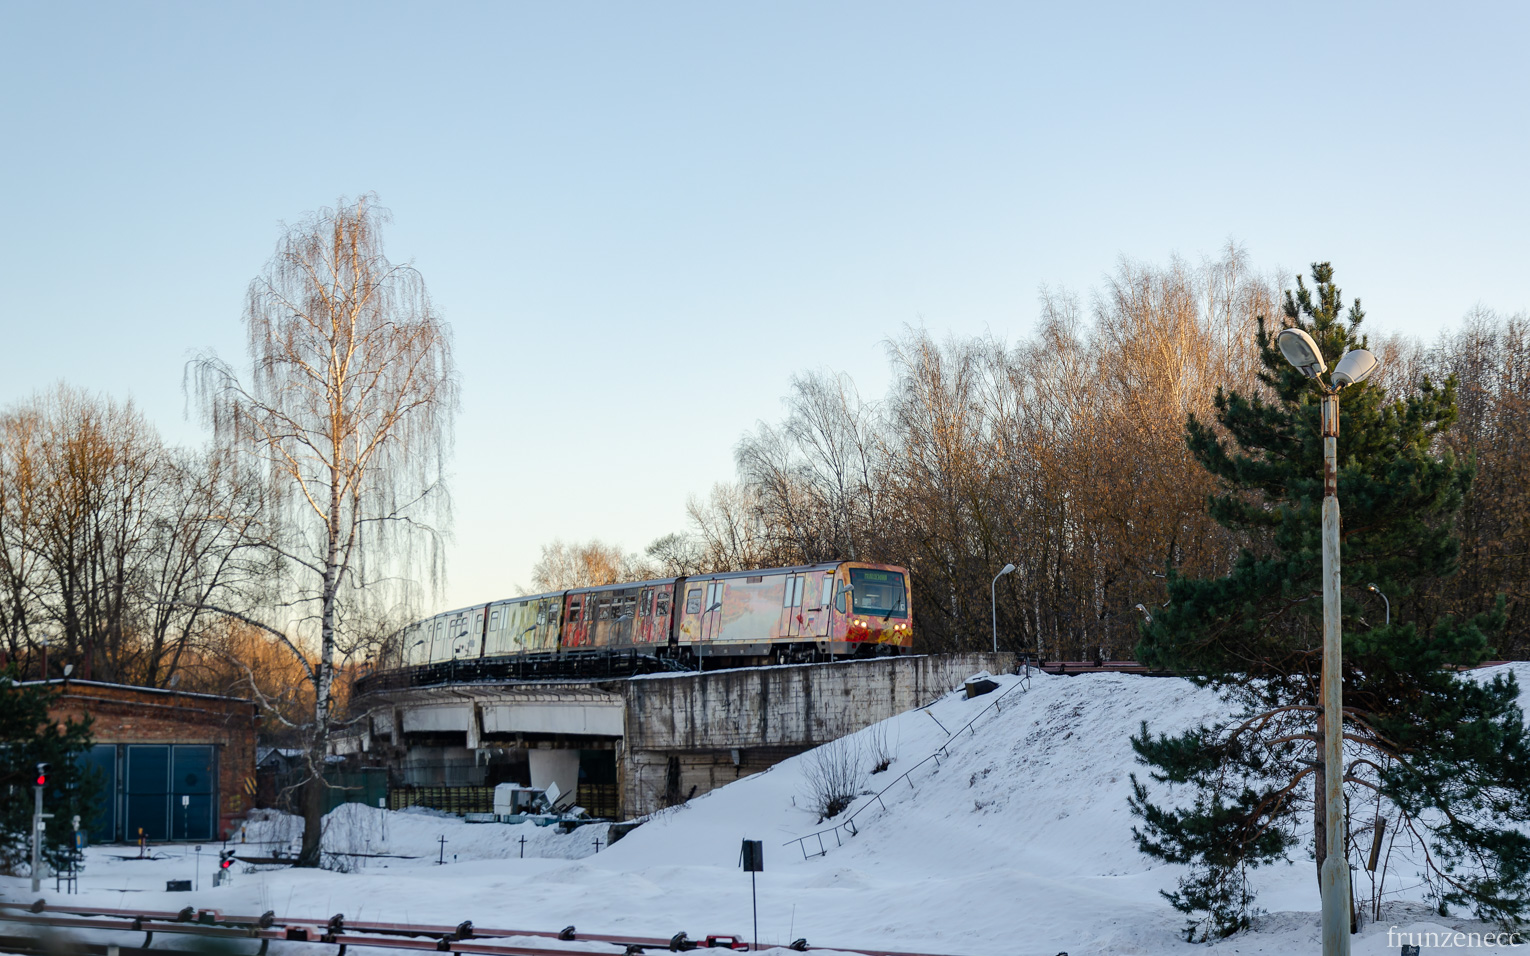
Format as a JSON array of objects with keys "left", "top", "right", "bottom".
[{"left": 390, "top": 561, "right": 912, "bottom": 673}]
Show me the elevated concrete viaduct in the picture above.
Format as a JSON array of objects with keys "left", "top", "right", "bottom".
[{"left": 349, "top": 652, "right": 1013, "bottom": 818}]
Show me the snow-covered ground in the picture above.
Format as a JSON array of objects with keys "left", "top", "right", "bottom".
[{"left": 4, "top": 663, "right": 1528, "bottom": 955}]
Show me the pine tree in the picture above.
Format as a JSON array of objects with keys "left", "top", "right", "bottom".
[
  {"left": 1129, "top": 264, "right": 1530, "bottom": 938},
  {"left": 1, "top": 670, "right": 97, "bottom": 876}
]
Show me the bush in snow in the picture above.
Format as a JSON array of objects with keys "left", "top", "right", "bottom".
[{"left": 802, "top": 735, "right": 864, "bottom": 821}]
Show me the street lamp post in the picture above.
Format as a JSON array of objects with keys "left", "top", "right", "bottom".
[
  {"left": 1277, "top": 327, "right": 1378, "bottom": 956},
  {"left": 1366, "top": 584, "right": 1389, "bottom": 626},
  {"left": 991, "top": 564, "right": 1015, "bottom": 654}
]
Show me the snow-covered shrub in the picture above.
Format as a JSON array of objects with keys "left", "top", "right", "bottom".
[
  {"left": 867, "top": 722, "right": 893, "bottom": 774},
  {"left": 802, "top": 736, "right": 864, "bottom": 821}
]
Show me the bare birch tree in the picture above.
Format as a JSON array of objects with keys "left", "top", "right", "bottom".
[{"left": 192, "top": 195, "right": 458, "bottom": 866}]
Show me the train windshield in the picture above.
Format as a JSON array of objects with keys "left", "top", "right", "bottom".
[{"left": 850, "top": 568, "right": 907, "bottom": 618}]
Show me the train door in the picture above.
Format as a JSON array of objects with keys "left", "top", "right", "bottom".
[
  {"left": 429, "top": 617, "right": 450, "bottom": 661},
  {"left": 779, "top": 573, "right": 806, "bottom": 638},
  {"left": 637, "top": 588, "right": 655, "bottom": 643},
  {"left": 566, "top": 596, "right": 587, "bottom": 648},
  {"left": 699, "top": 580, "right": 724, "bottom": 643},
  {"left": 655, "top": 588, "right": 673, "bottom": 646},
  {"left": 804, "top": 571, "right": 834, "bottom": 637},
  {"left": 539, "top": 597, "right": 562, "bottom": 651},
  {"left": 614, "top": 589, "right": 637, "bottom": 646},
  {"left": 469, "top": 607, "right": 486, "bottom": 658}
]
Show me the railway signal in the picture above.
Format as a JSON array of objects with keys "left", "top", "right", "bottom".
[{"left": 31, "top": 763, "right": 53, "bottom": 892}]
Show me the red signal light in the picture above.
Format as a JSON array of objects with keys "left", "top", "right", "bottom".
[{"left": 34, "top": 762, "right": 49, "bottom": 787}]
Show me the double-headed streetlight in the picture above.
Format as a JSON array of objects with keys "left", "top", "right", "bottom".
[
  {"left": 991, "top": 563, "right": 1015, "bottom": 653},
  {"left": 1277, "top": 327, "right": 1379, "bottom": 956}
]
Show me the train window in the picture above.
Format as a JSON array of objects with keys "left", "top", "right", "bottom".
[
  {"left": 747, "top": 575, "right": 763, "bottom": 584},
  {"left": 850, "top": 568, "right": 907, "bottom": 616},
  {"left": 782, "top": 576, "right": 804, "bottom": 608},
  {"left": 686, "top": 588, "right": 701, "bottom": 614},
  {"left": 598, "top": 598, "right": 615, "bottom": 621},
  {"left": 656, "top": 592, "right": 671, "bottom": 616},
  {"left": 569, "top": 600, "right": 583, "bottom": 622},
  {"left": 489, "top": 610, "right": 499, "bottom": 631},
  {"left": 640, "top": 590, "right": 652, "bottom": 616},
  {"left": 820, "top": 574, "right": 833, "bottom": 608}
]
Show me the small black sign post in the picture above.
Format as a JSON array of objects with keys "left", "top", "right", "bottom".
[{"left": 740, "top": 840, "right": 763, "bottom": 952}]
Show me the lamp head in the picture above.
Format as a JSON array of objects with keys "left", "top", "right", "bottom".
[
  {"left": 1000, "top": 563, "right": 1016, "bottom": 575},
  {"left": 1367, "top": 583, "right": 1379, "bottom": 593},
  {"left": 1277, "top": 328, "right": 1327, "bottom": 379},
  {"left": 1331, "top": 349, "right": 1379, "bottom": 389}
]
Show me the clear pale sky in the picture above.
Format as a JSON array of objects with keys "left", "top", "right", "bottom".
[{"left": 2, "top": 2, "right": 1526, "bottom": 615}]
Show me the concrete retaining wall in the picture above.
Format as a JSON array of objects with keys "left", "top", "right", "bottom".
[{"left": 619, "top": 652, "right": 1011, "bottom": 817}]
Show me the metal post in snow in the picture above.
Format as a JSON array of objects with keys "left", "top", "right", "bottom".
[{"left": 31, "top": 782, "right": 43, "bottom": 893}]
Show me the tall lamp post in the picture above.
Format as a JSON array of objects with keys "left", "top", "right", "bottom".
[
  {"left": 1366, "top": 584, "right": 1389, "bottom": 626},
  {"left": 991, "top": 564, "right": 1015, "bottom": 653},
  {"left": 1277, "top": 327, "right": 1379, "bottom": 956}
]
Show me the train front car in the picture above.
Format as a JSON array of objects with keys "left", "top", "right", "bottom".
[
  {"left": 832, "top": 562, "right": 912, "bottom": 657},
  {"left": 672, "top": 561, "right": 911, "bottom": 665}
]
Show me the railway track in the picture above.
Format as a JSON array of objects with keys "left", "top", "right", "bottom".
[{"left": 0, "top": 901, "right": 988, "bottom": 956}]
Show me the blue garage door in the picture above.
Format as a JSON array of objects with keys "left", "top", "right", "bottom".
[
  {"left": 171, "top": 746, "right": 216, "bottom": 840},
  {"left": 79, "top": 744, "right": 118, "bottom": 842},
  {"left": 124, "top": 745, "right": 217, "bottom": 842}
]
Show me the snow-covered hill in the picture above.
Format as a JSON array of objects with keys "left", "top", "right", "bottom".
[{"left": 6, "top": 663, "right": 1527, "bottom": 955}]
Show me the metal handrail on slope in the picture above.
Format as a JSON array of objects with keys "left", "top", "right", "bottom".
[{"left": 784, "top": 670, "right": 1031, "bottom": 859}]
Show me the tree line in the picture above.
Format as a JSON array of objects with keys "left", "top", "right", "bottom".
[
  {"left": 6, "top": 242, "right": 1526, "bottom": 701},
  {"left": 0, "top": 386, "right": 267, "bottom": 686},
  {"left": 618, "top": 247, "right": 1528, "bottom": 661}
]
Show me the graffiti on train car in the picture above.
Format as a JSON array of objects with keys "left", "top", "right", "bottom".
[{"left": 377, "top": 562, "right": 912, "bottom": 680}]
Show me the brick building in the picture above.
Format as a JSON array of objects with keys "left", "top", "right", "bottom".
[{"left": 31, "top": 680, "right": 259, "bottom": 843}]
